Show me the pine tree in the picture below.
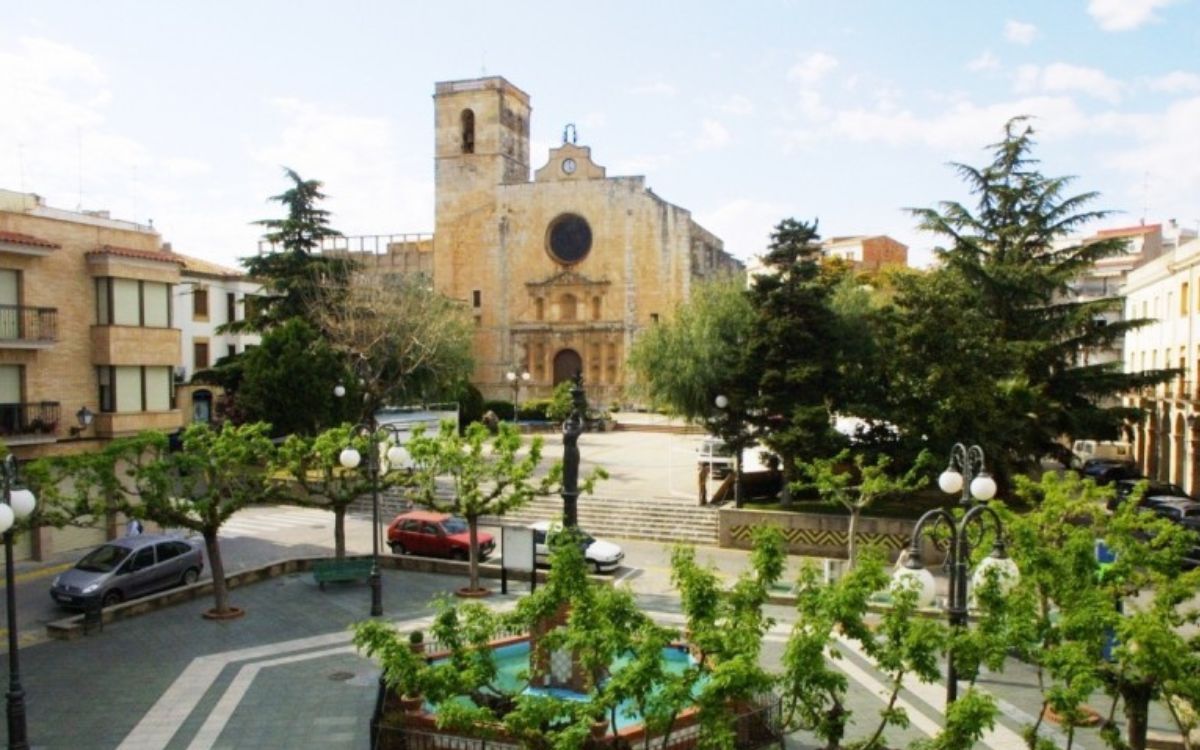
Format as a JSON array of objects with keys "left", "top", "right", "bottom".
[
  {"left": 744, "top": 218, "right": 844, "bottom": 500},
  {"left": 907, "top": 117, "right": 1172, "bottom": 471}
]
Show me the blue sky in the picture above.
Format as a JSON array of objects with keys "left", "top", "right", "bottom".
[{"left": 3, "top": 1, "right": 1198, "bottom": 268}]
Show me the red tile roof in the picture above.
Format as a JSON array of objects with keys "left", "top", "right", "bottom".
[
  {"left": 1096, "top": 224, "right": 1161, "bottom": 238},
  {"left": 86, "top": 245, "right": 186, "bottom": 265},
  {"left": 0, "top": 230, "right": 61, "bottom": 250}
]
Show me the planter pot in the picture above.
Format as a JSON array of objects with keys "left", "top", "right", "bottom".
[
  {"left": 201, "top": 606, "right": 245, "bottom": 621},
  {"left": 1043, "top": 704, "right": 1102, "bottom": 727},
  {"left": 455, "top": 587, "right": 493, "bottom": 598},
  {"left": 399, "top": 694, "right": 424, "bottom": 714},
  {"left": 590, "top": 719, "right": 609, "bottom": 738}
]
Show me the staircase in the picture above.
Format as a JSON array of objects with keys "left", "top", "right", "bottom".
[{"left": 481, "top": 493, "right": 719, "bottom": 546}]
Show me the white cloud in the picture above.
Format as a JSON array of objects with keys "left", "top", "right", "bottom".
[
  {"left": 1004, "top": 20, "right": 1038, "bottom": 45},
  {"left": 696, "top": 198, "right": 791, "bottom": 260},
  {"left": 719, "top": 95, "right": 754, "bottom": 116},
  {"left": 967, "top": 51, "right": 1001, "bottom": 72},
  {"left": 787, "top": 52, "right": 839, "bottom": 85},
  {"left": 251, "top": 98, "right": 432, "bottom": 239},
  {"left": 1105, "top": 96, "right": 1200, "bottom": 203},
  {"left": 1147, "top": 70, "right": 1200, "bottom": 93},
  {"left": 1088, "top": 0, "right": 1177, "bottom": 30},
  {"left": 1014, "top": 63, "right": 1123, "bottom": 103},
  {"left": 692, "top": 119, "right": 731, "bottom": 151},
  {"left": 629, "top": 81, "right": 677, "bottom": 96}
]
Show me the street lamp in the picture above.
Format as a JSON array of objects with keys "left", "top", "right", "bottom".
[
  {"left": 713, "top": 394, "right": 741, "bottom": 507},
  {"left": 894, "top": 444, "right": 1017, "bottom": 706},
  {"left": 560, "top": 372, "right": 587, "bottom": 529},
  {"left": 1, "top": 454, "right": 36, "bottom": 749},
  {"left": 938, "top": 443, "right": 996, "bottom": 505},
  {"left": 505, "top": 369, "right": 530, "bottom": 423},
  {"left": 338, "top": 421, "right": 412, "bottom": 617}
]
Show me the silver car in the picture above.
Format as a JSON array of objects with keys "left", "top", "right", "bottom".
[{"left": 50, "top": 534, "right": 205, "bottom": 609}]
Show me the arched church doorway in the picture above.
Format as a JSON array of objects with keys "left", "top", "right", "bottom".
[{"left": 553, "top": 349, "right": 582, "bottom": 385}]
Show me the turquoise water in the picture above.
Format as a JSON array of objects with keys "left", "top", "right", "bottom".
[{"left": 429, "top": 641, "right": 700, "bottom": 730}]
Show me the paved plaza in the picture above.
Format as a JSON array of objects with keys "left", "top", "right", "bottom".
[{"left": 0, "top": 426, "right": 1188, "bottom": 748}]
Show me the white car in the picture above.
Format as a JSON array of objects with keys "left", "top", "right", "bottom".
[{"left": 529, "top": 521, "right": 624, "bottom": 574}]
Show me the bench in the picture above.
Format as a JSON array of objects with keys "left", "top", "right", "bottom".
[{"left": 312, "top": 557, "right": 374, "bottom": 589}]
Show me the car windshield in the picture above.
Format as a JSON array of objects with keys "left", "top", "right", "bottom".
[
  {"left": 441, "top": 517, "right": 468, "bottom": 534},
  {"left": 76, "top": 544, "right": 131, "bottom": 573}
]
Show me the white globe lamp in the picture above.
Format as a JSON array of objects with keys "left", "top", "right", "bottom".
[
  {"left": 969, "top": 473, "right": 997, "bottom": 501},
  {"left": 0, "top": 503, "right": 13, "bottom": 534},
  {"left": 9, "top": 488, "right": 36, "bottom": 519},
  {"left": 938, "top": 469, "right": 964, "bottom": 495},
  {"left": 891, "top": 564, "right": 937, "bottom": 608},
  {"left": 339, "top": 447, "right": 362, "bottom": 470},
  {"left": 386, "top": 444, "right": 410, "bottom": 469},
  {"left": 970, "top": 554, "right": 1019, "bottom": 597}
]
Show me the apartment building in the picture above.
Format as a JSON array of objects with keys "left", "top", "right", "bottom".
[
  {"left": 173, "top": 252, "right": 261, "bottom": 424},
  {"left": 1122, "top": 226, "right": 1200, "bottom": 492},
  {"left": 0, "top": 189, "right": 183, "bottom": 558},
  {"left": 819, "top": 235, "right": 908, "bottom": 271}
]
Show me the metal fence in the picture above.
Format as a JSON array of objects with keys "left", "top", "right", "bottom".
[{"left": 0, "top": 401, "right": 61, "bottom": 437}]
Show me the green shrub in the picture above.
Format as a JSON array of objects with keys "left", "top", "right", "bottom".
[{"left": 518, "top": 399, "right": 552, "bottom": 421}]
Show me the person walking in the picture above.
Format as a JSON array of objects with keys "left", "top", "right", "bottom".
[
  {"left": 126, "top": 517, "right": 143, "bottom": 536},
  {"left": 698, "top": 462, "right": 710, "bottom": 506}
]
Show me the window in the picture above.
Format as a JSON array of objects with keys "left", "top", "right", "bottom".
[
  {"left": 244, "top": 295, "right": 261, "bottom": 322},
  {"left": 535, "top": 298, "right": 545, "bottom": 321},
  {"left": 193, "top": 287, "right": 209, "bottom": 319},
  {"left": 129, "top": 546, "right": 155, "bottom": 571},
  {"left": 592, "top": 296, "right": 601, "bottom": 321},
  {"left": 1183, "top": 283, "right": 1190, "bottom": 316},
  {"left": 227, "top": 344, "right": 236, "bottom": 359},
  {"left": 650, "top": 313, "right": 660, "bottom": 324},
  {"left": 559, "top": 294, "right": 577, "bottom": 321},
  {"left": 194, "top": 340, "right": 210, "bottom": 370},
  {"left": 472, "top": 290, "right": 481, "bottom": 308},
  {"left": 98, "top": 366, "right": 176, "bottom": 413},
  {"left": 96, "top": 278, "right": 171, "bottom": 327},
  {"left": 156, "top": 542, "right": 183, "bottom": 562},
  {"left": 461, "top": 109, "right": 475, "bottom": 154},
  {"left": 226, "top": 292, "right": 237, "bottom": 324}
]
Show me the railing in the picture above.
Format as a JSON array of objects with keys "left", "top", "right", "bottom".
[
  {"left": 0, "top": 305, "right": 57, "bottom": 343},
  {"left": 0, "top": 402, "right": 61, "bottom": 437},
  {"left": 257, "top": 233, "right": 433, "bottom": 257}
]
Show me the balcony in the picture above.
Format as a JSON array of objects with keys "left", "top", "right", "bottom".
[
  {"left": 91, "top": 325, "right": 180, "bottom": 366},
  {"left": 0, "top": 401, "right": 61, "bottom": 444},
  {"left": 0, "top": 305, "right": 57, "bottom": 348}
]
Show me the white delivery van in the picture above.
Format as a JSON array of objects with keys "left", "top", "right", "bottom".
[{"left": 1071, "top": 439, "right": 1133, "bottom": 468}]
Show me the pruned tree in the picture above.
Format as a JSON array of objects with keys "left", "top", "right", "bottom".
[
  {"left": 405, "top": 421, "right": 560, "bottom": 594},
  {"left": 134, "top": 422, "right": 279, "bottom": 617},
  {"left": 309, "top": 270, "right": 474, "bottom": 420},
  {"left": 795, "top": 449, "right": 934, "bottom": 568}
]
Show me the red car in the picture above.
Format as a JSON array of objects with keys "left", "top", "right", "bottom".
[{"left": 386, "top": 511, "right": 495, "bottom": 561}]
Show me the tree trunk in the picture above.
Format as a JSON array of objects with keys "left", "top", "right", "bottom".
[
  {"left": 846, "top": 506, "right": 861, "bottom": 569},
  {"left": 204, "top": 530, "right": 229, "bottom": 614},
  {"left": 1122, "top": 680, "right": 1154, "bottom": 750},
  {"left": 334, "top": 506, "right": 346, "bottom": 560},
  {"left": 467, "top": 517, "right": 480, "bottom": 592}
]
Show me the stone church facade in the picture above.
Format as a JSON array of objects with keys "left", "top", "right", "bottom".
[{"left": 429, "top": 76, "right": 741, "bottom": 407}]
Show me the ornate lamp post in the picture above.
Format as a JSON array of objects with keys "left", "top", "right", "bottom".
[
  {"left": 938, "top": 443, "right": 996, "bottom": 506},
  {"left": 560, "top": 373, "right": 587, "bottom": 529},
  {"left": 893, "top": 443, "right": 1016, "bottom": 706},
  {"left": 337, "top": 421, "right": 412, "bottom": 617},
  {"left": 713, "top": 394, "right": 742, "bottom": 506},
  {"left": 505, "top": 369, "right": 530, "bottom": 423},
  {"left": 1, "top": 454, "right": 36, "bottom": 749}
]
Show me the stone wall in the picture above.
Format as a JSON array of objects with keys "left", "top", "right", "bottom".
[{"left": 718, "top": 507, "right": 943, "bottom": 563}]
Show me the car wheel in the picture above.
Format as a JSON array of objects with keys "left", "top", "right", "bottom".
[
  {"left": 181, "top": 568, "right": 200, "bottom": 586},
  {"left": 101, "top": 590, "right": 122, "bottom": 608},
  {"left": 451, "top": 549, "right": 468, "bottom": 562},
  {"left": 390, "top": 541, "right": 406, "bottom": 555},
  {"left": 592, "top": 560, "right": 605, "bottom": 575}
]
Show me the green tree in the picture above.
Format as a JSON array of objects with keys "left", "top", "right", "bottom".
[
  {"left": 134, "top": 422, "right": 279, "bottom": 617},
  {"left": 744, "top": 218, "right": 845, "bottom": 501},
  {"left": 308, "top": 271, "right": 474, "bottom": 422},
  {"left": 972, "top": 472, "right": 1200, "bottom": 750},
  {"left": 907, "top": 118, "right": 1173, "bottom": 473},
  {"left": 405, "top": 421, "right": 559, "bottom": 593},
  {"left": 236, "top": 318, "right": 356, "bottom": 437},
  {"left": 275, "top": 424, "right": 407, "bottom": 559},
  {"left": 795, "top": 449, "right": 933, "bottom": 568},
  {"left": 233, "top": 167, "right": 354, "bottom": 333}
]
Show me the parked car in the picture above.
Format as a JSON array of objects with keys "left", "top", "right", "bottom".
[
  {"left": 1149, "top": 499, "right": 1200, "bottom": 527},
  {"left": 529, "top": 520, "right": 624, "bottom": 574},
  {"left": 50, "top": 534, "right": 204, "bottom": 610},
  {"left": 386, "top": 510, "right": 494, "bottom": 560},
  {"left": 1108, "top": 479, "right": 1188, "bottom": 511},
  {"left": 1079, "top": 458, "right": 1142, "bottom": 485}
]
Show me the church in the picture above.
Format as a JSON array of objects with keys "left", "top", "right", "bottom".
[{"left": 367, "top": 76, "right": 742, "bottom": 407}]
